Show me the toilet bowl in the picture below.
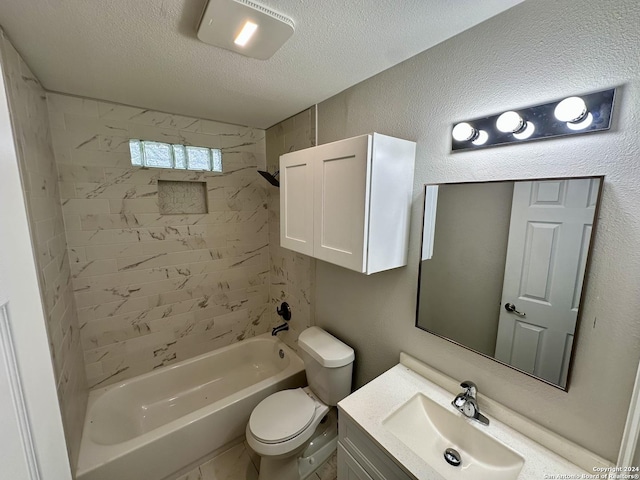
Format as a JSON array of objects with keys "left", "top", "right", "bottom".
[
  {"left": 246, "top": 327, "right": 354, "bottom": 480},
  {"left": 246, "top": 387, "right": 332, "bottom": 479}
]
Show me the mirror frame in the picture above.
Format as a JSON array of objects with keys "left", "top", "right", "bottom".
[{"left": 415, "top": 175, "right": 605, "bottom": 391}]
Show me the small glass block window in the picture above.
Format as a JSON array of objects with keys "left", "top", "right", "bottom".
[
  {"left": 129, "top": 140, "right": 143, "bottom": 166},
  {"left": 186, "top": 146, "right": 211, "bottom": 171},
  {"left": 172, "top": 144, "right": 187, "bottom": 170},
  {"left": 128, "top": 139, "right": 222, "bottom": 172},
  {"left": 143, "top": 141, "right": 173, "bottom": 168}
]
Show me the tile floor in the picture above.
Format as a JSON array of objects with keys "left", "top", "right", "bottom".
[{"left": 176, "top": 443, "right": 337, "bottom": 480}]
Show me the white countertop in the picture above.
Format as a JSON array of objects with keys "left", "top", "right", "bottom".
[{"left": 338, "top": 363, "right": 593, "bottom": 480}]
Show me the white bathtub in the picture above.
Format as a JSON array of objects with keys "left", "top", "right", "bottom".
[{"left": 76, "top": 334, "right": 306, "bottom": 480}]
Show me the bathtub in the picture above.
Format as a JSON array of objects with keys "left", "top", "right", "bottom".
[{"left": 76, "top": 333, "right": 306, "bottom": 480}]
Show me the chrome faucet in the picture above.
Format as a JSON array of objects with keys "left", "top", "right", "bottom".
[
  {"left": 271, "top": 323, "right": 289, "bottom": 335},
  {"left": 452, "top": 381, "right": 489, "bottom": 426}
]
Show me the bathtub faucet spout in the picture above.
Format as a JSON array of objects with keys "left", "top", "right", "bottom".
[{"left": 272, "top": 323, "right": 289, "bottom": 335}]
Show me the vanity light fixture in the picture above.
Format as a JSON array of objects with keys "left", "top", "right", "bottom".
[
  {"left": 197, "top": 0, "right": 295, "bottom": 60},
  {"left": 451, "top": 88, "right": 616, "bottom": 152},
  {"left": 496, "top": 111, "right": 536, "bottom": 140},
  {"left": 452, "top": 122, "right": 478, "bottom": 142},
  {"left": 555, "top": 96, "right": 594, "bottom": 131},
  {"left": 452, "top": 122, "right": 489, "bottom": 146},
  {"left": 513, "top": 121, "right": 535, "bottom": 140},
  {"left": 496, "top": 111, "right": 525, "bottom": 133},
  {"left": 472, "top": 130, "right": 489, "bottom": 146},
  {"left": 554, "top": 96, "right": 587, "bottom": 122}
]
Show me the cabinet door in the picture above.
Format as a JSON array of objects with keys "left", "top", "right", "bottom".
[
  {"left": 280, "top": 150, "right": 314, "bottom": 255},
  {"left": 338, "top": 443, "right": 375, "bottom": 480},
  {"left": 313, "top": 135, "right": 371, "bottom": 272}
]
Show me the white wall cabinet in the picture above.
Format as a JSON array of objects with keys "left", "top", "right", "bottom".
[{"left": 280, "top": 133, "right": 415, "bottom": 274}]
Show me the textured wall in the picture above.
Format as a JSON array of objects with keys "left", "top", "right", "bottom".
[
  {"left": 316, "top": 0, "right": 640, "bottom": 462},
  {"left": 0, "top": 33, "right": 86, "bottom": 469},
  {"left": 265, "top": 107, "right": 317, "bottom": 351},
  {"left": 47, "top": 93, "right": 270, "bottom": 389}
]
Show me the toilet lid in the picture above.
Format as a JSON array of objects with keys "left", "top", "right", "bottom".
[{"left": 249, "top": 388, "right": 316, "bottom": 444}]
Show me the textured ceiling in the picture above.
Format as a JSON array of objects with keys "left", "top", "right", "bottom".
[{"left": 0, "top": 0, "right": 524, "bottom": 128}]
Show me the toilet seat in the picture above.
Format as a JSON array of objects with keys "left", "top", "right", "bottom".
[{"left": 249, "top": 388, "right": 316, "bottom": 444}]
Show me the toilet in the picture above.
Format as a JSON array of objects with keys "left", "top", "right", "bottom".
[{"left": 246, "top": 327, "right": 355, "bottom": 480}]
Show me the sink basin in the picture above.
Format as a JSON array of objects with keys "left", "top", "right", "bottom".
[{"left": 382, "top": 393, "right": 524, "bottom": 480}]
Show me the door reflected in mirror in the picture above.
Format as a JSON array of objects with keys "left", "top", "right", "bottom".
[{"left": 416, "top": 176, "right": 603, "bottom": 389}]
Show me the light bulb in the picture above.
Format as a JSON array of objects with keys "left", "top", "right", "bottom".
[
  {"left": 513, "top": 121, "right": 535, "bottom": 140},
  {"left": 496, "top": 111, "right": 525, "bottom": 133},
  {"left": 472, "top": 130, "right": 489, "bottom": 146},
  {"left": 566, "top": 112, "right": 593, "bottom": 131},
  {"left": 452, "top": 122, "right": 478, "bottom": 142},
  {"left": 555, "top": 97, "right": 587, "bottom": 123}
]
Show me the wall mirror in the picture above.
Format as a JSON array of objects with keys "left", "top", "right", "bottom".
[{"left": 416, "top": 176, "right": 603, "bottom": 389}]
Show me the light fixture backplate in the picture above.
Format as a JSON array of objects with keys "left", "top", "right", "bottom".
[{"left": 197, "top": 0, "right": 294, "bottom": 60}]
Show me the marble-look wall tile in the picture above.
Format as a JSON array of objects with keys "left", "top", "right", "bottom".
[
  {"left": 265, "top": 107, "right": 317, "bottom": 351},
  {"left": 0, "top": 32, "right": 87, "bottom": 470},
  {"left": 47, "top": 92, "right": 270, "bottom": 389}
]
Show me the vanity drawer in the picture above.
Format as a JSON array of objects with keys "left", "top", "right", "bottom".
[{"left": 339, "top": 413, "right": 414, "bottom": 480}]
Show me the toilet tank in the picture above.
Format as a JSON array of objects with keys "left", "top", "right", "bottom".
[{"left": 298, "top": 327, "right": 355, "bottom": 406}]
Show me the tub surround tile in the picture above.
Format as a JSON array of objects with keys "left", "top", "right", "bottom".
[
  {"left": 265, "top": 107, "right": 317, "bottom": 352},
  {"left": 48, "top": 92, "right": 270, "bottom": 388},
  {"left": 9, "top": 30, "right": 317, "bottom": 478},
  {"left": 0, "top": 33, "right": 87, "bottom": 470}
]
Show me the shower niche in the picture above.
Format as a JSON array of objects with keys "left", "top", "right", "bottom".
[
  {"left": 279, "top": 133, "right": 416, "bottom": 274},
  {"left": 158, "top": 180, "right": 209, "bottom": 215}
]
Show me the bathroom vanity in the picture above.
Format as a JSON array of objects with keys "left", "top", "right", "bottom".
[{"left": 337, "top": 354, "right": 609, "bottom": 480}]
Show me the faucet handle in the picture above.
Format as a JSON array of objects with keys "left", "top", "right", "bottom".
[
  {"left": 460, "top": 381, "right": 477, "bottom": 398},
  {"left": 276, "top": 302, "right": 291, "bottom": 321}
]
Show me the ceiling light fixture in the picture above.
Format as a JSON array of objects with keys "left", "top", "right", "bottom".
[
  {"left": 234, "top": 21, "right": 258, "bottom": 47},
  {"left": 197, "top": 0, "right": 295, "bottom": 60},
  {"left": 450, "top": 88, "right": 615, "bottom": 152}
]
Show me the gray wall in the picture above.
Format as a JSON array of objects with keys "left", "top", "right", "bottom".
[
  {"left": 315, "top": 0, "right": 640, "bottom": 462},
  {"left": 418, "top": 182, "right": 513, "bottom": 356}
]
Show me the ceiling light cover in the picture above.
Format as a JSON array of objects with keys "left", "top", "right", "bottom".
[
  {"left": 234, "top": 21, "right": 258, "bottom": 46},
  {"left": 197, "top": 0, "right": 294, "bottom": 60}
]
